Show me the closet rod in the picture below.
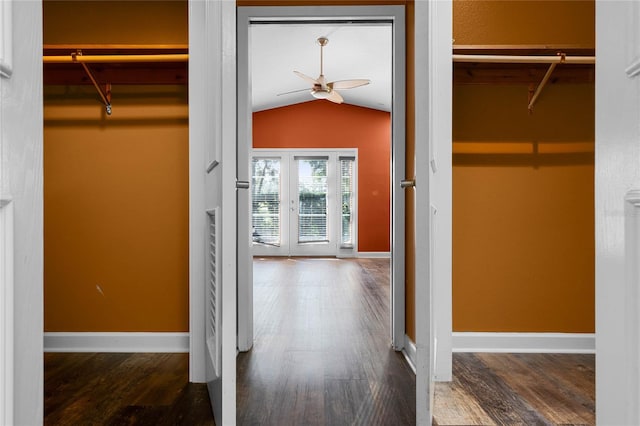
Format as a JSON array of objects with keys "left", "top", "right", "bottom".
[
  {"left": 453, "top": 54, "right": 595, "bottom": 65},
  {"left": 43, "top": 54, "right": 189, "bottom": 64}
]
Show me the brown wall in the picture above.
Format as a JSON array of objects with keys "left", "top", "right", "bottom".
[
  {"left": 44, "top": 87, "right": 189, "bottom": 332},
  {"left": 44, "top": 2, "right": 189, "bottom": 332},
  {"left": 253, "top": 101, "right": 391, "bottom": 252},
  {"left": 43, "top": 0, "right": 188, "bottom": 45},
  {"left": 453, "top": 0, "right": 594, "bottom": 46},
  {"left": 453, "top": 84, "right": 594, "bottom": 332},
  {"left": 450, "top": 0, "right": 595, "bottom": 333}
]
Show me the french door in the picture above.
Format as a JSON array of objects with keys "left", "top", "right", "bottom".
[{"left": 251, "top": 149, "right": 357, "bottom": 257}]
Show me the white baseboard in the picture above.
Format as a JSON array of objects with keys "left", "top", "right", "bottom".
[
  {"left": 401, "top": 334, "right": 416, "bottom": 374},
  {"left": 357, "top": 252, "right": 391, "bottom": 258},
  {"left": 452, "top": 332, "right": 595, "bottom": 354},
  {"left": 44, "top": 332, "right": 189, "bottom": 353}
]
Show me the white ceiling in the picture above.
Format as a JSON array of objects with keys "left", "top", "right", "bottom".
[{"left": 250, "top": 23, "right": 392, "bottom": 112}]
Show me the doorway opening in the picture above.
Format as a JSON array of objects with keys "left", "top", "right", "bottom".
[
  {"left": 236, "top": 6, "right": 410, "bottom": 422},
  {"left": 237, "top": 7, "right": 407, "bottom": 355}
]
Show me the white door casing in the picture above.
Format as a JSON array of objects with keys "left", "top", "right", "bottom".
[
  {"left": 237, "top": 4, "right": 406, "bottom": 359},
  {"left": 596, "top": 1, "right": 640, "bottom": 424}
]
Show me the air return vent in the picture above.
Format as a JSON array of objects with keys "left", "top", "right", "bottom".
[{"left": 206, "top": 208, "right": 221, "bottom": 378}]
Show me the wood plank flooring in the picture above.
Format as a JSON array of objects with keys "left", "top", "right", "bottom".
[
  {"left": 434, "top": 353, "right": 595, "bottom": 425},
  {"left": 44, "top": 353, "right": 215, "bottom": 425},
  {"left": 44, "top": 257, "right": 595, "bottom": 425},
  {"left": 237, "top": 257, "right": 417, "bottom": 425}
]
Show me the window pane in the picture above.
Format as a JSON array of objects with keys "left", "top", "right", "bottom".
[
  {"left": 340, "top": 159, "right": 354, "bottom": 247},
  {"left": 298, "top": 159, "right": 328, "bottom": 243},
  {"left": 252, "top": 158, "right": 281, "bottom": 246}
]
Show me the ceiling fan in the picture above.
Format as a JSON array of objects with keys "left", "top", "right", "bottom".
[{"left": 278, "top": 37, "right": 370, "bottom": 104}]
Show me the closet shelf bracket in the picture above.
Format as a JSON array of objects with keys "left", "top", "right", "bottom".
[
  {"left": 73, "top": 51, "right": 113, "bottom": 115},
  {"left": 527, "top": 53, "right": 565, "bottom": 113}
]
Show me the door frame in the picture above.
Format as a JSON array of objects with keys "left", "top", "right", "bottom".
[{"left": 237, "top": 5, "right": 406, "bottom": 354}]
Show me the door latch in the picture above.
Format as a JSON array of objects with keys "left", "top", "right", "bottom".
[
  {"left": 236, "top": 180, "right": 250, "bottom": 189},
  {"left": 400, "top": 179, "right": 416, "bottom": 188}
]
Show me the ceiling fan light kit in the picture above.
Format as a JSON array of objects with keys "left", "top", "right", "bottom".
[{"left": 279, "top": 37, "right": 370, "bottom": 104}]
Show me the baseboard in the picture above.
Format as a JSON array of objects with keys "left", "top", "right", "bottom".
[
  {"left": 452, "top": 332, "right": 595, "bottom": 354},
  {"left": 356, "top": 252, "right": 391, "bottom": 258},
  {"left": 44, "top": 332, "right": 189, "bottom": 353},
  {"left": 401, "top": 334, "right": 416, "bottom": 374}
]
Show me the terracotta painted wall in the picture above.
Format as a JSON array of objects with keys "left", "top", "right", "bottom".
[
  {"left": 253, "top": 101, "right": 391, "bottom": 252},
  {"left": 44, "top": 1, "right": 189, "bottom": 332},
  {"left": 451, "top": 1, "right": 595, "bottom": 333}
]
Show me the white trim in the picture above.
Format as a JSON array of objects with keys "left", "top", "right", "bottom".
[
  {"left": 452, "top": 332, "right": 595, "bottom": 354},
  {"left": 357, "top": 251, "right": 391, "bottom": 258},
  {"left": 43, "top": 332, "right": 190, "bottom": 353},
  {"left": 402, "top": 334, "right": 416, "bottom": 374},
  {"left": 625, "top": 190, "right": 640, "bottom": 423},
  {"left": 237, "top": 4, "right": 406, "bottom": 358},
  {"left": 0, "top": 199, "right": 14, "bottom": 425}
]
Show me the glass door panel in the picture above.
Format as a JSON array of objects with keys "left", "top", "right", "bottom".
[
  {"left": 296, "top": 157, "right": 329, "bottom": 243},
  {"left": 340, "top": 157, "right": 355, "bottom": 248},
  {"left": 289, "top": 155, "right": 335, "bottom": 256},
  {"left": 251, "top": 150, "right": 356, "bottom": 257},
  {"left": 251, "top": 156, "right": 288, "bottom": 256}
]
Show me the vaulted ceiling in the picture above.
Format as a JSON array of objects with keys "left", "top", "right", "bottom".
[{"left": 250, "top": 23, "right": 392, "bottom": 112}]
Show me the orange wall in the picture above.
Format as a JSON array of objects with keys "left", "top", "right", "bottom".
[
  {"left": 453, "top": 0, "right": 594, "bottom": 46},
  {"left": 451, "top": 1, "right": 595, "bottom": 333},
  {"left": 43, "top": 1, "right": 189, "bottom": 332},
  {"left": 44, "top": 86, "right": 189, "bottom": 332},
  {"left": 253, "top": 101, "right": 391, "bottom": 252},
  {"left": 43, "top": 0, "right": 188, "bottom": 45},
  {"left": 453, "top": 84, "right": 594, "bottom": 332}
]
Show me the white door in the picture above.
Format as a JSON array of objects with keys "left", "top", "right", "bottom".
[
  {"left": 290, "top": 154, "right": 335, "bottom": 255},
  {"left": 414, "top": 0, "right": 452, "bottom": 424},
  {"left": 189, "top": 0, "right": 236, "bottom": 423},
  {"left": 251, "top": 150, "right": 357, "bottom": 257}
]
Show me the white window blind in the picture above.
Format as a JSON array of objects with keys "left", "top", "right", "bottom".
[
  {"left": 340, "top": 158, "right": 355, "bottom": 247},
  {"left": 251, "top": 158, "right": 281, "bottom": 246},
  {"left": 297, "top": 158, "right": 328, "bottom": 243}
]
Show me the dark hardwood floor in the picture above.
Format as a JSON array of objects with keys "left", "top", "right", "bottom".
[
  {"left": 434, "top": 353, "right": 595, "bottom": 425},
  {"left": 237, "top": 257, "right": 416, "bottom": 425},
  {"left": 44, "top": 352, "right": 215, "bottom": 425},
  {"left": 44, "top": 257, "right": 595, "bottom": 425}
]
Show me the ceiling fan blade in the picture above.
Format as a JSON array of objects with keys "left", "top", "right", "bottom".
[
  {"left": 277, "top": 88, "right": 310, "bottom": 96},
  {"left": 327, "top": 90, "right": 344, "bottom": 104},
  {"left": 330, "top": 79, "right": 371, "bottom": 90},
  {"left": 293, "top": 71, "right": 319, "bottom": 86}
]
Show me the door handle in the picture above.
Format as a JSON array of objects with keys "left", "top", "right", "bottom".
[
  {"left": 236, "top": 180, "right": 250, "bottom": 189},
  {"left": 400, "top": 179, "right": 415, "bottom": 188}
]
